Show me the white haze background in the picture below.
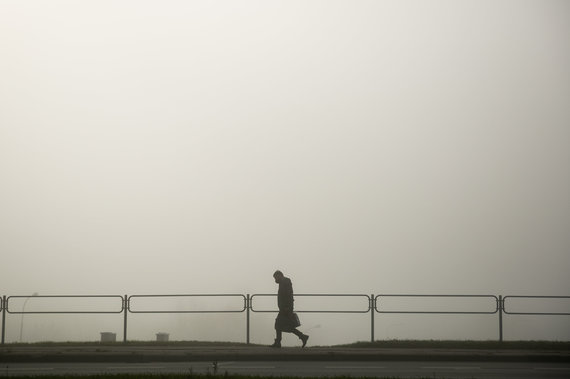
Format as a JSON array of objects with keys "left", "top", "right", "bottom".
[{"left": 1, "top": 0, "right": 569, "bottom": 345}]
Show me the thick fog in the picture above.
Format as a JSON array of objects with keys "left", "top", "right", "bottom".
[{"left": 1, "top": 0, "right": 569, "bottom": 345}]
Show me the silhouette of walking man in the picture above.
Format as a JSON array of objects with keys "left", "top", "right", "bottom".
[{"left": 271, "top": 270, "right": 309, "bottom": 348}]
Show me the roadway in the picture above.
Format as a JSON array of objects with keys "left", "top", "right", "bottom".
[
  {"left": 1, "top": 360, "right": 570, "bottom": 378},
  {"left": 1, "top": 343, "right": 569, "bottom": 378},
  {"left": 2, "top": 343, "right": 569, "bottom": 363}
]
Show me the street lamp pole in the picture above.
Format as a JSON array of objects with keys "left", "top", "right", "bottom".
[{"left": 19, "top": 292, "right": 38, "bottom": 343}]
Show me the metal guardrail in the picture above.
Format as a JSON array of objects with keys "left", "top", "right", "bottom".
[
  {"left": 6, "top": 295, "right": 124, "bottom": 314},
  {"left": 126, "top": 294, "right": 248, "bottom": 343},
  {"left": 374, "top": 294, "right": 503, "bottom": 341},
  {"left": 127, "top": 294, "right": 247, "bottom": 313},
  {"left": 250, "top": 294, "right": 374, "bottom": 342},
  {"left": 375, "top": 294, "right": 499, "bottom": 314},
  {"left": 3, "top": 295, "right": 126, "bottom": 343},
  {"left": 1, "top": 293, "right": 568, "bottom": 345},
  {"left": 250, "top": 294, "right": 371, "bottom": 313},
  {"left": 503, "top": 296, "right": 570, "bottom": 315}
]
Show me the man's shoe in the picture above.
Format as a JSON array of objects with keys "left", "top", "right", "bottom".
[
  {"left": 270, "top": 340, "right": 281, "bottom": 348},
  {"left": 301, "top": 334, "right": 309, "bottom": 348}
]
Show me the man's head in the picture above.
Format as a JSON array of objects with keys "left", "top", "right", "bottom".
[{"left": 273, "top": 270, "right": 284, "bottom": 284}]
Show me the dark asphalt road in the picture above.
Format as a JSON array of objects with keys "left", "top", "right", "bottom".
[
  {"left": 1, "top": 360, "right": 570, "bottom": 378},
  {"left": 1, "top": 343, "right": 569, "bottom": 363}
]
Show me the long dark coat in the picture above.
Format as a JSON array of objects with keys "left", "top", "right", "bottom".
[{"left": 275, "top": 277, "right": 300, "bottom": 332}]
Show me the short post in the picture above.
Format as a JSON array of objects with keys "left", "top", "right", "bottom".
[
  {"left": 123, "top": 295, "right": 128, "bottom": 343},
  {"left": 1, "top": 296, "right": 6, "bottom": 345},
  {"left": 370, "top": 294, "right": 375, "bottom": 343},
  {"left": 246, "top": 294, "right": 250, "bottom": 345},
  {"left": 498, "top": 295, "right": 503, "bottom": 342}
]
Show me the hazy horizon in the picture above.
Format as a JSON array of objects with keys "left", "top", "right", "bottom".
[{"left": 1, "top": 0, "right": 569, "bottom": 344}]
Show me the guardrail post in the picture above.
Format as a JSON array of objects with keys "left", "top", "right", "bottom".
[
  {"left": 1, "top": 296, "right": 6, "bottom": 345},
  {"left": 370, "top": 294, "right": 375, "bottom": 343},
  {"left": 498, "top": 295, "right": 503, "bottom": 342},
  {"left": 123, "top": 295, "right": 128, "bottom": 343},
  {"left": 246, "top": 294, "right": 250, "bottom": 345}
]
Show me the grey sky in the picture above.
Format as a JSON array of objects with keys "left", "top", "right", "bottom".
[{"left": 1, "top": 0, "right": 569, "bottom": 342}]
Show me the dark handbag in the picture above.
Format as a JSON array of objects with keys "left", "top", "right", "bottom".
[
  {"left": 292, "top": 312, "right": 301, "bottom": 327},
  {"left": 275, "top": 311, "right": 301, "bottom": 331}
]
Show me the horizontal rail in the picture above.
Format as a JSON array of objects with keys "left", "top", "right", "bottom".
[
  {"left": 250, "top": 294, "right": 371, "bottom": 313},
  {"left": 127, "top": 294, "right": 247, "bottom": 313},
  {"left": 375, "top": 294, "right": 499, "bottom": 314},
  {"left": 6, "top": 295, "right": 124, "bottom": 314},
  {"left": 1, "top": 292, "right": 569, "bottom": 345},
  {"left": 503, "top": 296, "right": 570, "bottom": 315}
]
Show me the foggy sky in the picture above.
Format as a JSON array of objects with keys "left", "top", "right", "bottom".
[{"left": 1, "top": 0, "right": 569, "bottom": 320}]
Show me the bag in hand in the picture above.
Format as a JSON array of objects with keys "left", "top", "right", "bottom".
[
  {"left": 292, "top": 312, "right": 301, "bottom": 327},
  {"left": 275, "top": 311, "right": 301, "bottom": 331}
]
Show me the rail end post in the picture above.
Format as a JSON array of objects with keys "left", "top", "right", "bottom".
[
  {"left": 1, "top": 295, "right": 6, "bottom": 345},
  {"left": 123, "top": 294, "right": 128, "bottom": 343},
  {"left": 370, "top": 294, "right": 375, "bottom": 343},
  {"left": 498, "top": 295, "right": 503, "bottom": 342}
]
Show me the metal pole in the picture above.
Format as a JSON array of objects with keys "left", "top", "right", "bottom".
[
  {"left": 1, "top": 296, "right": 6, "bottom": 345},
  {"left": 123, "top": 295, "right": 128, "bottom": 343},
  {"left": 498, "top": 295, "right": 503, "bottom": 342},
  {"left": 19, "top": 293, "right": 38, "bottom": 343},
  {"left": 370, "top": 294, "right": 375, "bottom": 343},
  {"left": 246, "top": 294, "right": 250, "bottom": 345}
]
